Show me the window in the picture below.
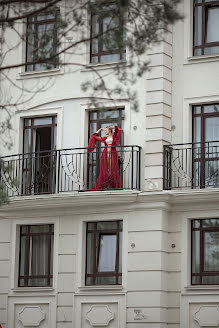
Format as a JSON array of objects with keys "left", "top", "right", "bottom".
[
  {"left": 193, "top": 0, "right": 219, "bottom": 56},
  {"left": 90, "top": 3, "right": 126, "bottom": 64},
  {"left": 26, "top": 10, "right": 59, "bottom": 71},
  {"left": 86, "top": 221, "right": 122, "bottom": 285},
  {"left": 193, "top": 104, "right": 219, "bottom": 188},
  {"left": 22, "top": 116, "right": 57, "bottom": 195},
  {"left": 192, "top": 219, "right": 219, "bottom": 284},
  {"left": 18, "top": 224, "right": 54, "bottom": 287},
  {"left": 88, "top": 108, "right": 124, "bottom": 189}
]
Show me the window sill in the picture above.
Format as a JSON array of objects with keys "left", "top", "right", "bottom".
[
  {"left": 185, "top": 53, "right": 219, "bottom": 65},
  {"left": 11, "top": 287, "right": 54, "bottom": 292},
  {"left": 17, "top": 68, "right": 63, "bottom": 80},
  {"left": 81, "top": 60, "right": 128, "bottom": 72},
  {"left": 184, "top": 285, "right": 219, "bottom": 292},
  {"left": 78, "top": 285, "right": 124, "bottom": 292}
]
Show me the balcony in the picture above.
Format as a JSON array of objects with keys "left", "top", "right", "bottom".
[
  {"left": 0, "top": 146, "right": 141, "bottom": 197},
  {"left": 163, "top": 141, "right": 219, "bottom": 190}
]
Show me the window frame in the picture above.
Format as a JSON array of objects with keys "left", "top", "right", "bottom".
[
  {"left": 193, "top": 0, "right": 219, "bottom": 56},
  {"left": 90, "top": 3, "right": 126, "bottom": 64},
  {"left": 18, "top": 224, "right": 54, "bottom": 287},
  {"left": 192, "top": 103, "right": 219, "bottom": 188},
  {"left": 26, "top": 9, "right": 59, "bottom": 72},
  {"left": 85, "top": 220, "right": 122, "bottom": 285},
  {"left": 191, "top": 218, "right": 219, "bottom": 285}
]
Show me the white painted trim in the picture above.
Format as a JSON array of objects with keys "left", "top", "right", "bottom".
[
  {"left": 183, "top": 0, "right": 194, "bottom": 62},
  {"left": 183, "top": 95, "right": 219, "bottom": 145},
  {"left": 79, "top": 99, "right": 131, "bottom": 148},
  {"left": 15, "top": 106, "right": 64, "bottom": 155},
  {"left": 7, "top": 296, "right": 56, "bottom": 328},
  {"left": 76, "top": 213, "right": 128, "bottom": 291}
]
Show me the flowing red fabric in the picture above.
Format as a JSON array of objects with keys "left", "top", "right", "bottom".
[{"left": 88, "top": 126, "right": 122, "bottom": 190}]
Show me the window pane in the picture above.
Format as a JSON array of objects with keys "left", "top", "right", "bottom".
[
  {"left": 192, "top": 276, "right": 201, "bottom": 284},
  {"left": 30, "top": 225, "right": 50, "bottom": 233},
  {"left": 194, "top": 48, "right": 202, "bottom": 56},
  {"left": 28, "top": 277, "right": 48, "bottom": 287},
  {"left": 96, "top": 276, "right": 116, "bottom": 284},
  {"left": 26, "top": 23, "right": 35, "bottom": 64},
  {"left": 192, "top": 219, "right": 200, "bottom": 228},
  {"left": 100, "top": 53, "right": 120, "bottom": 63},
  {"left": 50, "top": 235, "right": 54, "bottom": 275},
  {"left": 33, "top": 117, "right": 53, "bottom": 126},
  {"left": 91, "top": 56, "right": 98, "bottom": 63},
  {"left": 98, "top": 110, "right": 119, "bottom": 119},
  {"left": 89, "top": 122, "right": 97, "bottom": 135},
  {"left": 193, "top": 106, "right": 201, "bottom": 114},
  {"left": 204, "top": 104, "right": 219, "bottom": 113},
  {"left": 31, "top": 235, "right": 49, "bottom": 276},
  {"left": 205, "top": 116, "right": 219, "bottom": 141},
  {"left": 20, "top": 235, "right": 28, "bottom": 276},
  {"left": 194, "top": 6, "right": 202, "bottom": 46},
  {"left": 204, "top": 232, "right": 219, "bottom": 271},
  {"left": 90, "top": 112, "right": 97, "bottom": 120},
  {"left": 98, "top": 234, "right": 117, "bottom": 272},
  {"left": 91, "top": 15, "right": 99, "bottom": 35},
  {"left": 87, "top": 222, "right": 97, "bottom": 230},
  {"left": 202, "top": 219, "right": 219, "bottom": 227},
  {"left": 37, "top": 12, "right": 55, "bottom": 21},
  {"left": 119, "top": 231, "right": 122, "bottom": 273},
  {"left": 23, "top": 128, "right": 31, "bottom": 154},
  {"left": 86, "top": 233, "right": 94, "bottom": 274},
  {"left": 202, "top": 275, "right": 219, "bottom": 284},
  {"left": 192, "top": 231, "right": 200, "bottom": 273},
  {"left": 193, "top": 116, "right": 201, "bottom": 143},
  {"left": 24, "top": 119, "right": 31, "bottom": 126},
  {"left": 205, "top": 161, "right": 219, "bottom": 187},
  {"left": 97, "top": 221, "right": 118, "bottom": 230},
  {"left": 204, "top": 46, "right": 219, "bottom": 55},
  {"left": 206, "top": 7, "right": 219, "bottom": 43}
]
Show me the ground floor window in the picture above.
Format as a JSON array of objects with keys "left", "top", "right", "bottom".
[
  {"left": 192, "top": 218, "right": 219, "bottom": 285},
  {"left": 19, "top": 224, "right": 54, "bottom": 287},
  {"left": 86, "top": 220, "right": 123, "bottom": 285}
]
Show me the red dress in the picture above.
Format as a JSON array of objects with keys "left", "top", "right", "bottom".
[{"left": 88, "top": 126, "right": 122, "bottom": 190}]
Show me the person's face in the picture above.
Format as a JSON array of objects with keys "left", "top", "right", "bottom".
[{"left": 105, "top": 127, "right": 110, "bottom": 135}]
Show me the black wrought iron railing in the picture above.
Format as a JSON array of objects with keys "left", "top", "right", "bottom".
[
  {"left": 163, "top": 141, "right": 219, "bottom": 190},
  {"left": 0, "top": 145, "right": 141, "bottom": 196}
]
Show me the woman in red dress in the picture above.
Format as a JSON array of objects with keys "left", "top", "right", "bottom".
[{"left": 88, "top": 125, "right": 122, "bottom": 190}]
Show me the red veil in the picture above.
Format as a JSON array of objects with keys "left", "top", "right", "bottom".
[{"left": 88, "top": 126, "right": 122, "bottom": 190}]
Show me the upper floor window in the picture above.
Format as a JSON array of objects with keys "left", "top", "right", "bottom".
[
  {"left": 90, "top": 3, "right": 126, "bottom": 64},
  {"left": 86, "top": 220, "right": 123, "bottom": 285},
  {"left": 193, "top": 0, "right": 219, "bottom": 56},
  {"left": 26, "top": 9, "right": 59, "bottom": 71},
  {"left": 192, "top": 219, "right": 219, "bottom": 284},
  {"left": 19, "top": 224, "right": 54, "bottom": 287},
  {"left": 193, "top": 104, "right": 219, "bottom": 188}
]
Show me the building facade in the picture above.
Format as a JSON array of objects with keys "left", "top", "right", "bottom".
[{"left": 1, "top": 0, "right": 219, "bottom": 327}]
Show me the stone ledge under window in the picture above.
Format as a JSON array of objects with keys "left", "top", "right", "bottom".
[
  {"left": 17, "top": 68, "right": 64, "bottom": 80},
  {"left": 183, "top": 285, "right": 219, "bottom": 294},
  {"left": 185, "top": 54, "right": 219, "bottom": 65},
  {"left": 11, "top": 287, "right": 54, "bottom": 293},
  {"left": 78, "top": 285, "right": 124, "bottom": 292},
  {"left": 81, "top": 60, "right": 128, "bottom": 72}
]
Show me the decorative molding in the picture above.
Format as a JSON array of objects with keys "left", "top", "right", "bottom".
[
  {"left": 194, "top": 305, "right": 219, "bottom": 327},
  {"left": 86, "top": 305, "right": 114, "bottom": 327},
  {"left": 18, "top": 306, "right": 46, "bottom": 327}
]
